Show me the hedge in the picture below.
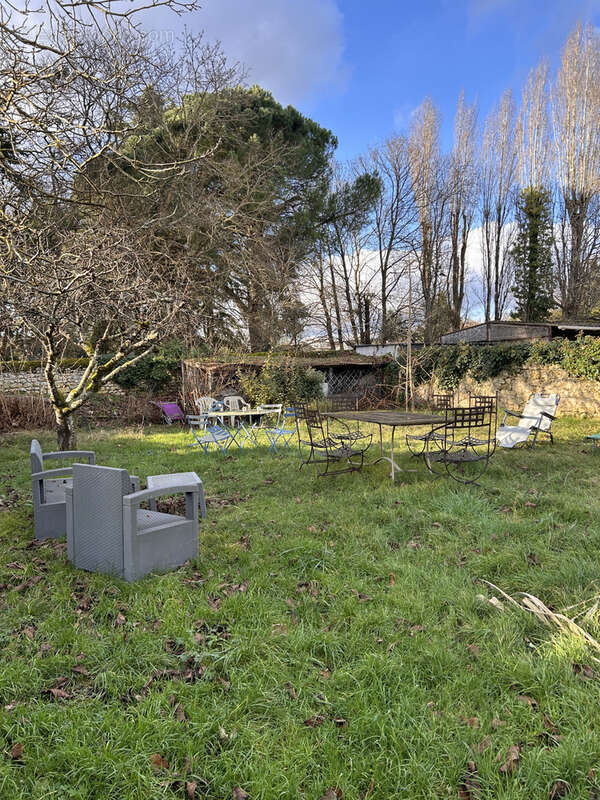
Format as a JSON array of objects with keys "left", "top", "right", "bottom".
[{"left": 409, "top": 335, "right": 600, "bottom": 390}]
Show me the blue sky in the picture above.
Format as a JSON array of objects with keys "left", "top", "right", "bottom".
[{"left": 152, "top": 0, "right": 600, "bottom": 161}]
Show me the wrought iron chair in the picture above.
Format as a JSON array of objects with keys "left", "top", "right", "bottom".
[
  {"left": 300, "top": 407, "right": 372, "bottom": 477},
  {"left": 424, "top": 404, "right": 496, "bottom": 485},
  {"left": 405, "top": 392, "right": 454, "bottom": 456},
  {"left": 320, "top": 394, "right": 363, "bottom": 441}
]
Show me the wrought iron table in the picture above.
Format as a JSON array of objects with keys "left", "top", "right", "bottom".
[{"left": 323, "top": 410, "right": 442, "bottom": 481}]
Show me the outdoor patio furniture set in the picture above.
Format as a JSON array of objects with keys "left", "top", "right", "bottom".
[
  {"left": 156, "top": 397, "right": 297, "bottom": 454},
  {"left": 30, "top": 439, "right": 206, "bottom": 581},
  {"left": 28, "top": 391, "right": 566, "bottom": 581}
]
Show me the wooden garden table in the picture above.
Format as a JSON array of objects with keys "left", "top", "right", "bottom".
[{"left": 323, "top": 410, "right": 442, "bottom": 481}]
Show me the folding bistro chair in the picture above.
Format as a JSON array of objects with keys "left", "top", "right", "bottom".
[
  {"left": 187, "top": 414, "right": 241, "bottom": 454},
  {"left": 261, "top": 406, "right": 297, "bottom": 452}
]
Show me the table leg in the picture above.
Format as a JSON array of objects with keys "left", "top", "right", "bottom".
[{"left": 379, "top": 424, "right": 383, "bottom": 456}]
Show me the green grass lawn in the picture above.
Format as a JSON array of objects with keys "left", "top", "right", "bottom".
[{"left": 1, "top": 418, "right": 600, "bottom": 799}]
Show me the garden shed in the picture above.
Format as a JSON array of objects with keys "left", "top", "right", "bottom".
[
  {"left": 440, "top": 321, "right": 600, "bottom": 345},
  {"left": 182, "top": 352, "right": 391, "bottom": 402}
]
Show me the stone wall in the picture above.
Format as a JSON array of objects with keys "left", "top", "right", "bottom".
[
  {"left": 0, "top": 368, "right": 126, "bottom": 396},
  {"left": 424, "top": 363, "right": 600, "bottom": 417}
]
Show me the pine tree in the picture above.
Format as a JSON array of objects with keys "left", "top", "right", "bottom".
[{"left": 511, "top": 187, "right": 555, "bottom": 321}]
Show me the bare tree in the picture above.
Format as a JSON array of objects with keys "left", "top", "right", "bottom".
[
  {"left": 408, "top": 98, "right": 450, "bottom": 342},
  {"left": 517, "top": 61, "right": 550, "bottom": 190},
  {"left": 447, "top": 91, "right": 478, "bottom": 329},
  {"left": 359, "top": 136, "right": 416, "bottom": 342},
  {"left": 479, "top": 89, "right": 518, "bottom": 320},
  {"left": 0, "top": 2, "right": 246, "bottom": 448},
  {"left": 551, "top": 23, "right": 600, "bottom": 318}
]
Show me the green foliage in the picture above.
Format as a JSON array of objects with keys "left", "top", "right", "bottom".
[
  {"left": 238, "top": 357, "right": 324, "bottom": 406},
  {"left": 558, "top": 335, "right": 600, "bottom": 382},
  {"left": 528, "top": 338, "right": 564, "bottom": 366},
  {"left": 415, "top": 334, "right": 600, "bottom": 389},
  {"left": 111, "top": 341, "right": 184, "bottom": 393},
  {"left": 417, "top": 343, "right": 531, "bottom": 389},
  {"left": 511, "top": 187, "right": 555, "bottom": 322}
]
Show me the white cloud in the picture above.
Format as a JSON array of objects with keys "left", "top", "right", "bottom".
[{"left": 178, "top": 0, "right": 348, "bottom": 105}]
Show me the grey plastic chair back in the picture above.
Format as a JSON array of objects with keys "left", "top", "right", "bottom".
[
  {"left": 68, "top": 464, "right": 130, "bottom": 575},
  {"left": 30, "top": 440, "right": 44, "bottom": 474},
  {"left": 66, "top": 463, "right": 201, "bottom": 581}
]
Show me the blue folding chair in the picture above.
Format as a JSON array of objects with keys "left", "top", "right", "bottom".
[
  {"left": 187, "top": 414, "right": 241, "bottom": 454},
  {"left": 261, "top": 406, "right": 297, "bottom": 453}
]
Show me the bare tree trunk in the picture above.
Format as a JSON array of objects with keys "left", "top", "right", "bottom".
[
  {"left": 56, "top": 412, "right": 76, "bottom": 451},
  {"left": 327, "top": 253, "right": 344, "bottom": 348}
]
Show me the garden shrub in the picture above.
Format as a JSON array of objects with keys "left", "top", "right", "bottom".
[
  {"left": 238, "top": 357, "right": 324, "bottom": 406},
  {"left": 558, "top": 335, "right": 600, "bottom": 382},
  {"left": 111, "top": 340, "right": 184, "bottom": 393}
]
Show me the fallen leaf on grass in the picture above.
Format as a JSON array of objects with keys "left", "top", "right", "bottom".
[
  {"left": 517, "top": 694, "right": 538, "bottom": 709},
  {"left": 72, "top": 665, "right": 90, "bottom": 677},
  {"left": 9, "top": 743, "right": 23, "bottom": 760},
  {"left": 173, "top": 703, "right": 189, "bottom": 723},
  {"left": 114, "top": 612, "right": 126, "bottom": 627},
  {"left": 491, "top": 718, "right": 507, "bottom": 729},
  {"left": 543, "top": 714, "right": 559, "bottom": 734},
  {"left": 150, "top": 753, "right": 169, "bottom": 771},
  {"left": 461, "top": 716, "right": 480, "bottom": 728},
  {"left": 407, "top": 539, "right": 421, "bottom": 550},
  {"left": 233, "top": 787, "right": 249, "bottom": 800},
  {"left": 22, "top": 625, "right": 36, "bottom": 641},
  {"left": 186, "top": 780, "right": 197, "bottom": 798},
  {"left": 285, "top": 682, "right": 297, "bottom": 699},
  {"left": 466, "top": 644, "right": 480, "bottom": 657},
  {"left": 572, "top": 663, "right": 595, "bottom": 680},
  {"left": 458, "top": 760, "right": 480, "bottom": 799},
  {"left": 207, "top": 596, "right": 222, "bottom": 611},
  {"left": 549, "top": 780, "right": 569, "bottom": 798},
  {"left": 320, "top": 789, "right": 342, "bottom": 800},
  {"left": 498, "top": 744, "right": 520, "bottom": 774},
  {"left": 303, "top": 715, "right": 325, "bottom": 727},
  {"left": 271, "top": 623, "right": 288, "bottom": 636},
  {"left": 351, "top": 589, "right": 372, "bottom": 602},
  {"left": 13, "top": 576, "right": 42, "bottom": 593},
  {"left": 477, "top": 735, "right": 492, "bottom": 753},
  {"left": 527, "top": 552, "right": 541, "bottom": 567}
]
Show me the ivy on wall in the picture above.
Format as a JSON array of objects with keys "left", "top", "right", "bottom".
[
  {"left": 422, "top": 335, "right": 600, "bottom": 389},
  {"left": 383, "top": 335, "right": 600, "bottom": 392}
]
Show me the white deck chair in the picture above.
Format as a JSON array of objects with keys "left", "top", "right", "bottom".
[{"left": 496, "top": 393, "right": 560, "bottom": 449}]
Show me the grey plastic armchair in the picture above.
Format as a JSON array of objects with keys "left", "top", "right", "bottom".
[
  {"left": 30, "top": 439, "right": 95, "bottom": 540},
  {"left": 66, "top": 463, "right": 201, "bottom": 581}
]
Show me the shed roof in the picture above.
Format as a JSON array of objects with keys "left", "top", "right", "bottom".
[{"left": 184, "top": 352, "right": 391, "bottom": 370}]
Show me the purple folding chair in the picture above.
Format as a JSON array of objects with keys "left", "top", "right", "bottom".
[{"left": 154, "top": 401, "right": 185, "bottom": 425}]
